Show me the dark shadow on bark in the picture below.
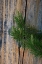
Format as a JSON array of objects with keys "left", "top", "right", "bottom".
[
  {"left": 18, "top": 42, "right": 21, "bottom": 64},
  {"left": 22, "top": 0, "right": 27, "bottom": 64}
]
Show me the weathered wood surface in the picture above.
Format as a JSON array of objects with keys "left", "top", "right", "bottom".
[{"left": 0, "top": 0, "right": 42, "bottom": 64}]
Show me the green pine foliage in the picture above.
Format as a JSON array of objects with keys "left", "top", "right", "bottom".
[{"left": 9, "top": 11, "right": 42, "bottom": 57}]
